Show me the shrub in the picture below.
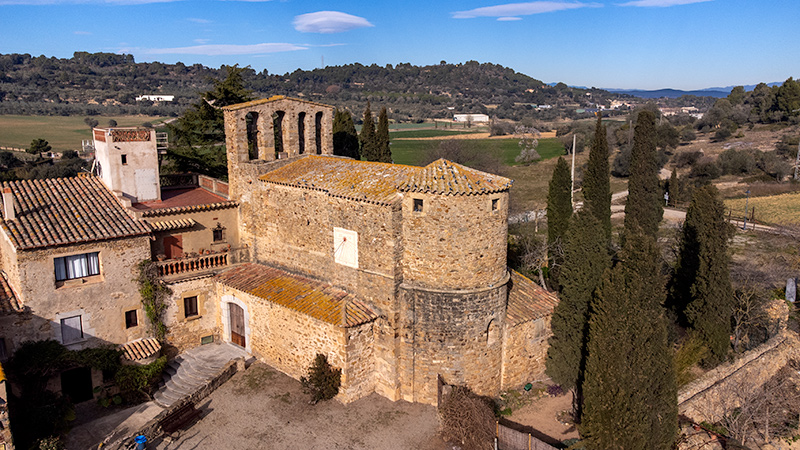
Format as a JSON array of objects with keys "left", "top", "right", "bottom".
[
  {"left": 718, "top": 149, "right": 757, "bottom": 175},
  {"left": 38, "top": 436, "right": 64, "bottom": 450},
  {"left": 438, "top": 385, "right": 495, "bottom": 450},
  {"left": 680, "top": 127, "right": 697, "bottom": 143},
  {"left": 300, "top": 354, "right": 341, "bottom": 404},
  {"left": 689, "top": 157, "right": 722, "bottom": 181},
  {"left": 115, "top": 356, "right": 167, "bottom": 402},
  {"left": 673, "top": 151, "right": 702, "bottom": 168},
  {"left": 546, "top": 384, "right": 565, "bottom": 397}
]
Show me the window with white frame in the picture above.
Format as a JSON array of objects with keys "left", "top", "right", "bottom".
[
  {"left": 54, "top": 252, "right": 100, "bottom": 282},
  {"left": 60, "top": 315, "right": 84, "bottom": 344}
]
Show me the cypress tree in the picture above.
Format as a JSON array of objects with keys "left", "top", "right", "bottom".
[
  {"left": 670, "top": 185, "right": 733, "bottom": 365},
  {"left": 546, "top": 157, "right": 573, "bottom": 286},
  {"left": 624, "top": 110, "right": 663, "bottom": 238},
  {"left": 545, "top": 212, "right": 609, "bottom": 393},
  {"left": 360, "top": 101, "right": 378, "bottom": 161},
  {"left": 582, "top": 232, "right": 677, "bottom": 449},
  {"left": 376, "top": 106, "right": 392, "bottom": 163},
  {"left": 333, "top": 109, "right": 360, "bottom": 160},
  {"left": 582, "top": 114, "right": 612, "bottom": 242},
  {"left": 668, "top": 168, "right": 679, "bottom": 206}
]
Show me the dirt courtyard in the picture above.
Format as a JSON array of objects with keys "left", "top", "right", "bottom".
[{"left": 152, "top": 362, "right": 448, "bottom": 450}]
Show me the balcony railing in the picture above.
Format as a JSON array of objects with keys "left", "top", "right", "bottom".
[{"left": 155, "top": 247, "right": 249, "bottom": 277}]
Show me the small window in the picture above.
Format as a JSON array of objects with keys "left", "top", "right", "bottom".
[
  {"left": 54, "top": 252, "right": 100, "bottom": 282},
  {"left": 492, "top": 198, "right": 498, "bottom": 211},
  {"left": 121, "top": 154, "right": 127, "bottom": 165},
  {"left": 212, "top": 223, "right": 225, "bottom": 242},
  {"left": 61, "top": 315, "right": 84, "bottom": 344},
  {"left": 413, "top": 198, "right": 423, "bottom": 213},
  {"left": 184, "top": 296, "right": 199, "bottom": 318},
  {"left": 125, "top": 310, "right": 138, "bottom": 328}
]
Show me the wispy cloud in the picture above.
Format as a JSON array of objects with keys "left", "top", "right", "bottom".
[
  {"left": 193, "top": 38, "right": 210, "bottom": 44},
  {"left": 453, "top": 1, "right": 600, "bottom": 19},
  {"left": 143, "top": 43, "right": 307, "bottom": 56},
  {"left": 293, "top": 11, "right": 374, "bottom": 34},
  {"left": 187, "top": 18, "right": 211, "bottom": 24},
  {"left": 497, "top": 16, "right": 523, "bottom": 21},
  {"left": 617, "top": 0, "right": 711, "bottom": 6}
]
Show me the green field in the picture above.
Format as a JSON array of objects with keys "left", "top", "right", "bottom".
[
  {"left": 0, "top": 115, "right": 168, "bottom": 151},
  {"left": 391, "top": 138, "right": 565, "bottom": 167}
]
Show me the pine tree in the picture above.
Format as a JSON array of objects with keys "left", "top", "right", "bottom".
[
  {"left": 623, "top": 110, "right": 663, "bottom": 238},
  {"left": 581, "top": 232, "right": 677, "bottom": 449},
  {"left": 546, "top": 156, "right": 572, "bottom": 286},
  {"left": 582, "top": 114, "right": 612, "bottom": 242},
  {"left": 670, "top": 185, "right": 733, "bottom": 365},
  {"left": 333, "top": 109, "right": 360, "bottom": 160},
  {"left": 360, "top": 101, "right": 378, "bottom": 161},
  {"left": 376, "top": 106, "right": 392, "bottom": 163},
  {"left": 546, "top": 212, "right": 609, "bottom": 393}
]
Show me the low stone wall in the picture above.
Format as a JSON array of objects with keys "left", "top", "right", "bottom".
[
  {"left": 102, "top": 357, "right": 245, "bottom": 449},
  {"left": 679, "top": 330, "right": 800, "bottom": 422},
  {"left": 501, "top": 317, "right": 551, "bottom": 390}
]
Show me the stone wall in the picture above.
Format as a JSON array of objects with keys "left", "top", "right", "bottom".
[
  {"left": 215, "top": 283, "right": 376, "bottom": 403},
  {"left": 242, "top": 183, "right": 402, "bottom": 317},
  {"left": 501, "top": 316, "right": 551, "bottom": 390},
  {"left": 149, "top": 205, "right": 240, "bottom": 258},
  {"left": 401, "top": 191, "right": 508, "bottom": 290},
  {"left": 398, "top": 277, "right": 509, "bottom": 404},
  {"left": 679, "top": 329, "right": 800, "bottom": 423},
  {"left": 0, "top": 236, "right": 150, "bottom": 352},
  {"left": 163, "top": 276, "right": 219, "bottom": 352}
]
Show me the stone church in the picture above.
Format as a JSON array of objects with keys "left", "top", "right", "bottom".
[{"left": 0, "top": 96, "right": 557, "bottom": 406}]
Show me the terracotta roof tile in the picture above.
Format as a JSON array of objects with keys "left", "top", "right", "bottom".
[
  {"left": 217, "top": 263, "right": 377, "bottom": 328},
  {"left": 506, "top": 270, "right": 559, "bottom": 326},
  {"left": 397, "top": 159, "right": 513, "bottom": 195},
  {"left": 147, "top": 218, "right": 196, "bottom": 231},
  {"left": 0, "top": 273, "right": 21, "bottom": 314},
  {"left": 260, "top": 156, "right": 420, "bottom": 205},
  {"left": 260, "top": 155, "right": 511, "bottom": 204},
  {"left": 121, "top": 337, "right": 161, "bottom": 361},
  {"left": 221, "top": 95, "right": 334, "bottom": 112},
  {"left": 1, "top": 177, "right": 151, "bottom": 250}
]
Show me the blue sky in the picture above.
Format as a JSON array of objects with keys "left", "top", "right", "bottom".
[{"left": 0, "top": 0, "right": 797, "bottom": 90}]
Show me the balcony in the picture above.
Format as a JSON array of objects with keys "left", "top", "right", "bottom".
[{"left": 155, "top": 247, "right": 249, "bottom": 279}]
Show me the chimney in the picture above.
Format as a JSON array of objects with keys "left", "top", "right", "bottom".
[{"left": 2, "top": 188, "right": 14, "bottom": 221}]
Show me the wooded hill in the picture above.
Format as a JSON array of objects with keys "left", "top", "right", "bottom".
[{"left": 0, "top": 52, "right": 638, "bottom": 121}]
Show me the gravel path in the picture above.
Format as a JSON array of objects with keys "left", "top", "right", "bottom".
[{"left": 152, "top": 362, "right": 447, "bottom": 450}]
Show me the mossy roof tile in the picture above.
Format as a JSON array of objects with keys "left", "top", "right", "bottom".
[
  {"left": 506, "top": 270, "right": 559, "bottom": 326},
  {"left": 217, "top": 263, "right": 377, "bottom": 328}
]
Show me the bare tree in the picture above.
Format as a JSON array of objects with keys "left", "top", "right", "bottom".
[
  {"left": 515, "top": 125, "right": 541, "bottom": 164},
  {"left": 438, "top": 385, "right": 495, "bottom": 450},
  {"left": 731, "top": 279, "right": 766, "bottom": 353}
]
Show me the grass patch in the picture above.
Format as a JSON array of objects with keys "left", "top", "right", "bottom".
[
  {"left": 0, "top": 115, "right": 168, "bottom": 151},
  {"left": 724, "top": 191, "right": 800, "bottom": 225},
  {"left": 233, "top": 364, "right": 276, "bottom": 395},
  {"left": 390, "top": 137, "right": 565, "bottom": 168}
]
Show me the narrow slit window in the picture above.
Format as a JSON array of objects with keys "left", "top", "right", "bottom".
[
  {"left": 492, "top": 198, "right": 498, "bottom": 211},
  {"left": 413, "top": 198, "right": 423, "bottom": 213},
  {"left": 121, "top": 154, "right": 127, "bottom": 165}
]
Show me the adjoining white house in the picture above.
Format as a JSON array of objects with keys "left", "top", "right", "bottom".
[
  {"left": 453, "top": 113, "right": 489, "bottom": 123},
  {"left": 136, "top": 95, "right": 175, "bottom": 102}
]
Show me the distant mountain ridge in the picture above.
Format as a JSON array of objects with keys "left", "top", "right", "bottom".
[{"left": 602, "top": 82, "right": 783, "bottom": 99}]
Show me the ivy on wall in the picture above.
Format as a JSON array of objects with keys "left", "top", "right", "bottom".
[{"left": 135, "top": 260, "right": 171, "bottom": 342}]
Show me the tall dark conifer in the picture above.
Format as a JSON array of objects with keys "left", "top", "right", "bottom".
[
  {"left": 582, "top": 114, "right": 612, "bottom": 242},
  {"left": 546, "top": 157, "right": 572, "bottom": 286},
  {"left": 333, "top": 109, "right": 360, "bottom": 160},
  {"left": 360, "top": 101, "right": 378, "bottom": 161},
  {"left": 546, "top": 212, "right": 609, "bottom": 394},
  {"left": 581, "top": 232, "right": 677, "bottom": 449},
  {"left": 376, "top": 106, "right": 392, "bottom": 163},
  {"left": 670, "top": 185, "right": 733, "bottom": 364},
  {"left": 624, "top": 110, "right": 663, "bottom": 238}
]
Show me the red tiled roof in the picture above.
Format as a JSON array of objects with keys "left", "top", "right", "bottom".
[
  {"left": 121, "top": 337, "right": 161, "bottom": 361},
  {"left": 260, "top": 155, "right": 511, "bottom": 204},
  {"left": 1, "top": 177, "right": 151, "bottom": 250},
  {"left": 506, "top": 270, "right": 559, "bottom": 326},
  {"left": 260, "top": 156, "right": 419, "bottom": 205},
  {"left": 221, "top": 95, "right": 334, "bottom": 112},
  {"left": 132, "top": 187, "right": 237, "bottom": 217},
  {"left": 0, "top": 273, "right": 21, "bottom": 314},
  {"left": 217, "top": 263, "right": 377, "bottom": 328},
  {"left": 397, "top": 159, "right": 512, "bottom": 195}
]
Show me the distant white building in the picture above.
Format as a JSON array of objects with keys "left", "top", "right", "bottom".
[
  {"left": 136, "top": 95, "right": 175, "bottom": 102},
  {"left": 453, "top": 113, "right": 489, "bottom": 123}
]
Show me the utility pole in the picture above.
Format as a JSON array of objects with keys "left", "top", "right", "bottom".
[
  {"left": 570, "top": 133, "right": 576, "bottom": 208},
  {"left": 794, "top": 139, "right": 800, "bottom": 180}
]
